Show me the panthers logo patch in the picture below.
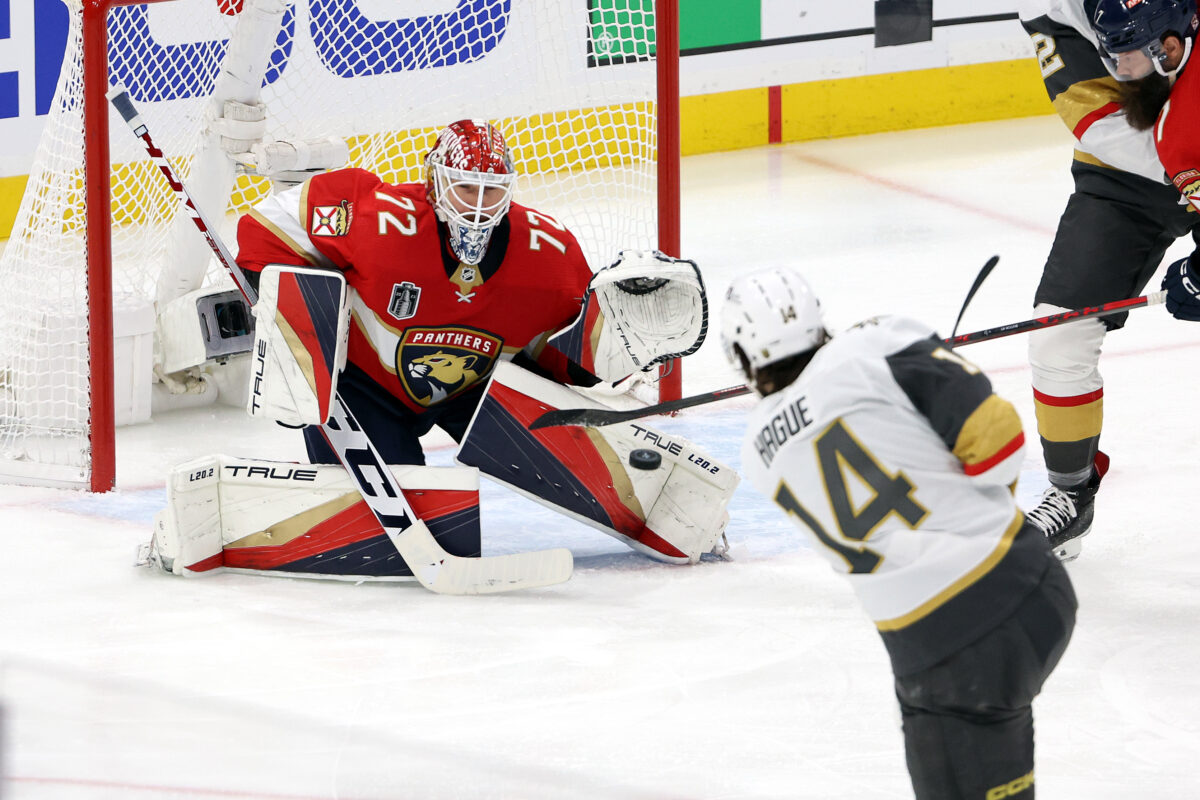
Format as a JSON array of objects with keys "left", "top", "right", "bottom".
[
  {"left": 1171, "top": 169, "right": 1200, "bottom": 213},
  {"left": 397, "top": 326, "right": 503, "bottom": 406}
]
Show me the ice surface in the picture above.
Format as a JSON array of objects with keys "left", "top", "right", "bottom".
[{"left": 2, "top": 116, "right": 1198, "bottom": 798}]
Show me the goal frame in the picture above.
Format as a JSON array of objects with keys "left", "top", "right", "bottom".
[{"left": 77, "top": 0, "right": 681, "bottom": 492}]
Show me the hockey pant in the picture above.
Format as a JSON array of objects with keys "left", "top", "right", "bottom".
[
  {"left": 301, "top": 362, "right": 486, "bottom": 466},
  {"left": 1030, "top": 161, "right": 1200, "bottom": 485},
  {"left": 894, "top": 556, "right": 1076, "bottom": 800}
]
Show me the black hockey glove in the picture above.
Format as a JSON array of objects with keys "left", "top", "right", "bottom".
[{"left": 1162, "top": 256, "right": 1200, "bottom": 321}]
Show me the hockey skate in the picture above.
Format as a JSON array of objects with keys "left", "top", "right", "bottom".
[{"left": 1027, "top": 467, "right": 1104, "bottom": 562}]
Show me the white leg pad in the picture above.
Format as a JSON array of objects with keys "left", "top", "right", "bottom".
[
  {"left": 457, "top": 362, "right": 738, "bottom": 564},
  {"left": 142, "top": 455, "right": 481, "bottom": 580}
]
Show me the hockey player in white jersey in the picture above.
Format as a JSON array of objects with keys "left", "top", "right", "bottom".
[{"left": 721, "top": 267, "right": 1076, "bottom": 800}]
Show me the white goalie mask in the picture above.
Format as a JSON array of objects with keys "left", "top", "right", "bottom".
[
  {"left": 720, "top": 267, "right": 827, "bottom": 393},
  {"left": 424, "top": 120, "right": 516, "bottom": 265}
]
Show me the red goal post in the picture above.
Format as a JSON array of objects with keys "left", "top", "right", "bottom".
[{"left": 0, "top": 0, "right": 681, "bottom": 492}]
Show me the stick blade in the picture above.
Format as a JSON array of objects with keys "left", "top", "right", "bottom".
[
  {"left": 529, "top": 407, "right": 635, "bottom": 430},
  {"left": 391, "top": 522, "right": 574, "bottom": 595}
]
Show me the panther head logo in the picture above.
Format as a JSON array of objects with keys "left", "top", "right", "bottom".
[{"left": 397, "top": 326, "right": 502, "bottom": 406}]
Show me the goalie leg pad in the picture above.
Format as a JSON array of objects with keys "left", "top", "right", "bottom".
[
  {"left": 248, "top": 265, "right": 349, "bottom": 426},
  {"left": 457, "top": 362, "right": 737, "bottom": 563},
  {"left": 145, "top": 456, "right": 481, "bottom": 580}
]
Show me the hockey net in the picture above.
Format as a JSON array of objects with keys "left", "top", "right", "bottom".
[{"left": 0, "top": 0, "right": 678, "bottom": 490}]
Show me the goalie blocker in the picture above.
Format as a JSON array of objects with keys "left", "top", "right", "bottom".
[
  {"left": 457, "top": 362, "right": 737, "bottom": 563},
  {"left": 141, "top": 456, "right": 482, "bottom": 580}
]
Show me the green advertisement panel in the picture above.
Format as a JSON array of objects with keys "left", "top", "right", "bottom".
[
  {"left": 680, "top": 0, "right": 761, "bottom": 50},
  {"left": 588, "top": 0, "right": 656, "bottom": 67}
]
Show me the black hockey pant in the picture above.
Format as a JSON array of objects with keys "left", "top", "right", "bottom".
[
  {"left": 302, "top": 363, "right": 485, "bottom": 466},
  {"left": 894, "top": 557, "right": 1076, "bottom": 800}
]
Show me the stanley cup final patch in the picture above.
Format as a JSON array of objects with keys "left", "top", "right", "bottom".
[
  {"left": 311, "top": 200, "right": 352, "bottom": 237},
  {"left": 389, "top": 281, "right": 421, "bottom": 320}
]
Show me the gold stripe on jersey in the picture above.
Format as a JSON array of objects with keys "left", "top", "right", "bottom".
[
  {"left": 1051, "top": 76, "right": 1120, "bottom": 131},
  {"left": 1072, "top": 148, "right": 1118, "bottom": 170},
  {"left": 348, "top": 303, "right": 401, "bottom": 377},
  {"left": 225, "top": 491, "right": 361, "bottom": 549},
  {"left": 585, "top": 428, "right": 647, "bottom": 521},
  {"left": 952, "top": 394, "right": 1023, "bottom": 472},
  {"left": 246, "top": 206, "right": 321, "bottom": 268},
  {"left": 875, "top": 511, "right": 1025, "bottom": 632},
  {"left": 1034, "top": 395, "right": 1103, "bottom": 442}
]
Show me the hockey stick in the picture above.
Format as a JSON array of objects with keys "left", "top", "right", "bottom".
[
  {"left": 943, "top": 291, "right": 1167, "bottom": 347},
  {"left": 108, "top": 87, "right": 572, "bottom": 594},
  {"left": 530, "top": 288, "right": 1168, "bottom": 430},
  {"left": 951, "top": 255, "right": 1000, "bottom": 339}
]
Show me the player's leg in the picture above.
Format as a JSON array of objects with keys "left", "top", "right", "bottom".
[
  {"left": 141, "top": 456, "right": 483, "bottom": 578},
  {"left": 895, "top": 558, "right": 1076, "bottom": 799},
  {"left": 428, "top": 383, "right": 488, "bottom": 444},
  {"left": 303, "top": 363, "right": 428, "bottom": 465},
  {"left": 1027, "top": 162, "right": 1191, "bottom": 559},
  {"left": 458, "top": 362, "right": 736, "bottom": 563}
]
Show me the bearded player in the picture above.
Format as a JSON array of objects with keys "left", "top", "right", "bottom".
[{"left": 1087, "top": 0, "right": 1200, "bottom": 326}]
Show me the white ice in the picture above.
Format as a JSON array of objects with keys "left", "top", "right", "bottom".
[{"left": 2, "top": 116, "right": 1199, "bottom": 799}]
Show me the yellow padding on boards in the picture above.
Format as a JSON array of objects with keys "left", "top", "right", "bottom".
[
  {"left": 0, "top": 175, "right": 27, "bottom": 239},
  {"left": 51, "top": 103, "right": 657, "bottom": 231},
  {"left": 1034, "top": 396, "right": 1103, "bottom": 442},
  {"left": 681, "top": 58, "right": 1053, "bottom": 153}
]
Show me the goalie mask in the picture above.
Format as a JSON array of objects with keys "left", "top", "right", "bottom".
[
  {"left": 720, "top": 267, "right": 827, "bottom": 396},
  {"left": 1090, "top": 0, "right": 1197, "bottom": 80},
  {"left": 424, "top": 120, "right": 516, "bottom": 265}
]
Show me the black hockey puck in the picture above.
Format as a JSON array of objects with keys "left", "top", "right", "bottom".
[{"left": 628, "top": 448, "right": 662, "bottom": 471}]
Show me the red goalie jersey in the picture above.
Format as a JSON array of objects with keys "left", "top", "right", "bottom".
[
  {"left": 236, "top": 168, "right": 596, "bottom": 416},
  {"left": 1157, "top": 60, "right": 1200, "bottom": 212}
]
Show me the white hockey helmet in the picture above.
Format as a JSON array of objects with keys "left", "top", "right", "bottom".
[
  {"left": 720, "top": 267, "right": 826, "bottom": 393},
  {"left": 424, "top": 119, "right": 516, "bottom": 265}
]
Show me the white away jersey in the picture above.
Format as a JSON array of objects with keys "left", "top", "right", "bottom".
[{"left": 741, "top": 316, "right": 1051, "bottom": 674}]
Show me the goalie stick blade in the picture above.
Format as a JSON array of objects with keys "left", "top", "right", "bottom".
[
  {"left": 390, "top": 522, "right": 574, "bottom": 595},
  {"left": 528, "top": 406, "right": 646, "bottom": 430},
  {"left": 528, "top": 383, "right": 754, "bottom": 429}
]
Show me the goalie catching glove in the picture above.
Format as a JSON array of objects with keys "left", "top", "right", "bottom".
[
  {"left": 247, "top": 264, "right": 350, "bottom": 425},
  {"left": 549, "top": 250, "right": 708, "bottom": 382}
]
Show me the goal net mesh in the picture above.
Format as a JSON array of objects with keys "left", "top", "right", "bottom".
[{"left": 0, "top": 0, "right": 661, "bottom": 487}]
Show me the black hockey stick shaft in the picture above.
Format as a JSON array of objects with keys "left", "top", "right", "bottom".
[
  {"left": 109, "top": 87, "right": 571, "bottom": 593},
  {"left": 951, "top": 255, "right": 1000, "bottom": 339},
  {"left": 943, "top": 290, "right": 1166, "bottom": 347},
  {"left": 531, "top": 288, "right": 1168, "bottom": 430}
]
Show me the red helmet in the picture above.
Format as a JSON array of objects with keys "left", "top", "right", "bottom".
[{"left": 424, "top": 120, "right": 516, "bottom": 264}]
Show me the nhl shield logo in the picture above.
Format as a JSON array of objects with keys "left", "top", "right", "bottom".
[{"left": 389, "top": 281, "right": 421, "bottom": 320}]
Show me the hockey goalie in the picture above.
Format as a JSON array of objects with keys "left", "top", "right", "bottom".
[{"left": 144, "top": 242, "right": 734, "bottom": 580}]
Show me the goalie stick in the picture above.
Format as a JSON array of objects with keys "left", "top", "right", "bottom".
[
  {"left": 530, "top": 287, "right": 1169, "bottom": 430},
  {"left": 108, "top": 87, "right": 572, "bottom": 595}
]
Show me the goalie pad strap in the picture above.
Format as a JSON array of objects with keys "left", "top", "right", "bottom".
[{"left": 248, "top": 264, "right": 349, "bottom": 426}]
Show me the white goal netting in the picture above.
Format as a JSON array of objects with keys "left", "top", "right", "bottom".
[{"left": 0, "top": 0, "right": 664, "bottom": 489}]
